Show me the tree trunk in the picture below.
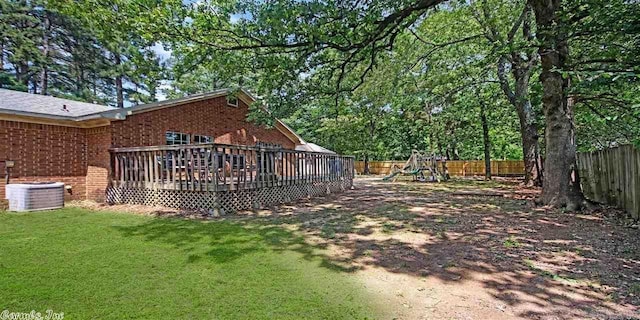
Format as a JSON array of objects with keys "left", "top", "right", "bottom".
[
  {"left": 31, "top": 78, "right": 38, "bottom": 94},
  {"left": 497, "top": 57, "right": 542, "bottom": 186},
  {"left": 363, "top": 117, "right": 376, "bottom": 175},
  {"left": 16, "top": 63, "right": 30, "bottom": 87},
  {"left": 76, "top": 69, "right": 83, "bottom": 96},
  {"left": 92, "top": 71, "right": 97, "bottom": 97},
  {"left": 425, "top": 102, "right": 436, "bottom": 153},
  {"left": 451, "top": 143, "right": 460, "bottom": 160},
  {"left": 0, "top": 40, "right": 4, "bottom": 70},
  {"left": 148, "top": 78, "right": 158, "bottom": 102},
  {"left": 115, "top": 75, "right": 124, "bottom": 108},
  {"left": 40, "top": 68, "right": 48, "bottom": 95},
  {"left": 530, "top": 0, "right": 583, "bottom": 209},
  {"left": 363, "top": 154, "right": 370, "bottom": 175},
  {"left": 479, "top": 97, "right": 492, "bottom": 180},
  {"left": 40, "top": 11, "right": 50, "bottom": 95},
  {"left": 517, "top": 100, "right": 543, "bottom": 186},
  {"left": 114, "top": 54, "right": 124, "bottom": 108},
  {"left": 487, "top": 3, "right": 543, "bottom": 186}
]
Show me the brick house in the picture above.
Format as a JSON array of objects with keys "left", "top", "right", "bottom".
[{"left": 0, "top": 88, "right": 317, "bottom": 203}]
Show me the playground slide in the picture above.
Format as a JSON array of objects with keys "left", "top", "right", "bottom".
[{"left": 382, "top": 171, "right": 402, "bottom": 181}]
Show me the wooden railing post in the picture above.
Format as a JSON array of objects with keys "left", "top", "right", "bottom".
[{"left": 108, "top": 144, "right": 357, "bottom": 209}]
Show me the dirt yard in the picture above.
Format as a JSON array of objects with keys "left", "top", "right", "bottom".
[
  {"left": 84, "top": 176, "right": 640, "bottom": 319},
  {"left": 233, "top": 176, "right": 640, "bottom": 320}
]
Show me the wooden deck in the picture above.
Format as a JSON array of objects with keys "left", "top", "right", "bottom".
[{"left": 107, "top": 143, "right": 355, "bottom": 211}]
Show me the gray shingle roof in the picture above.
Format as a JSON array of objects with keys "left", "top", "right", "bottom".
[
  {"left": 0, "top": 88, "right": 304, "bottom": 145},
  {"left": 0, "top": 89, "right": 308, "bottom": 148},
  {"left": 295, "top": 143, "right": 336, "bottom": 154},
  {"left": 0, "top": 89, "right": 116, "bottom": 119}
]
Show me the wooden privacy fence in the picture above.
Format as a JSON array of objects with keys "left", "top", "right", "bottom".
[
  {"left": 577, "top": 144, "right": 640, "bottom": 219},
  {"left": 355, "top": 160, "right": 525, "bottom": 176},
  {"left": 107, "top": 143, "right": 354, "bottom": 213}
]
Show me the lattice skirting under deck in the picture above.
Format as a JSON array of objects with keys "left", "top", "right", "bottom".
[{"left": 106, "top": 179, "right": 353, "bottom": 213}]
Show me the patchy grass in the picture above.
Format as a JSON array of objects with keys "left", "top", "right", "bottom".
[
  {"left": 435, "top": 230, "right": 448, "bottom": 240},
  {"left": 503, "top": 235, "right": 521, "bottom": 248},
  {"left": 381, "top": 222, "right": 397, "bottom": 233},
  {"left": 9, "top": 177, "right": 637, "bottom": 320},
  {"left": 0, "top": 208, "right": 378, "bottom": 319},
  {"left": 523, "top": 259, "right": 578, "bottom": 284},
  {"left": 320, "top": 224, "right": 338, "bottom": 239},
  {"left": 225, "top": 177, "right": 639, "bottom": 319}
]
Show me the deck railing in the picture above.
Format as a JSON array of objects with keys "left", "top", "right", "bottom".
[{"left": 109, "top": 143, "right": 355, "bottom": 193}]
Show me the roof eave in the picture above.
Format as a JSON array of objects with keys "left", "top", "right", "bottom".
[
  {"left": 274, "top": 119, "right": 305, "bottom": 145},
  {"left": 98, "top": 88, "right": 232, "bottom": 119},
  {"left": 96, "top": 87, "right": 305, "bottom": 146},
  {"left": 0, "top": 88, "right": 307, "bottom": 144},
  {"left": 0, "top": 108, "right": 79, "bottom": 121}
]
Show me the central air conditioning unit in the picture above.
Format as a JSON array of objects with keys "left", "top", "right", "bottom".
[{"left": 5, "top": 182, "right": 65, "bottom": 212}]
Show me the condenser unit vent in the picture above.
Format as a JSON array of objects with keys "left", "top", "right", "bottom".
[{"left": 5, "top": 182, "right": 65, "bottom": 212}]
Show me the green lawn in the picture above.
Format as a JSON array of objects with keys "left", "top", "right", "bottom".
[{"left": 0, "top": 208, "right": 376, "bottom": 319}]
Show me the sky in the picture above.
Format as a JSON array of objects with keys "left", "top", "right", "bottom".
[
  {"left": 146, "top": 9, "right": 246, "bottom": 102},
  {"left": 150, "top": 42, "right": 173, "bottom": 62},
  {"left": 149, "top": 42, "right": 174, "bottom": 101}
]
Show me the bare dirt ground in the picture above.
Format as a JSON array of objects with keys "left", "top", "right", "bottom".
[{"left": 79, "top": 176, "right": 640, "bottom": 319}]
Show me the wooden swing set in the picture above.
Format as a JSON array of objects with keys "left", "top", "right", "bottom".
[{"left": 382, "top": 150, "right": 450, "bottom": 183}]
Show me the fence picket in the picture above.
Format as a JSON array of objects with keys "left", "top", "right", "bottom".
[
  {"left": 577, "top": 144, "right": 639, "bottom": 219},
  {"left": 354, "top": 160, "right": 526, "bottom": 176}
]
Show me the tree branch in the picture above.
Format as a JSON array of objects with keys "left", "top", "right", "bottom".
[{"left": 507, "top": 4, "right": 529, "bottom": 42}]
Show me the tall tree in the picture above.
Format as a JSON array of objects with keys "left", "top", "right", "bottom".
[
  {"left": 529, "top": 0, "right": 580, "bottom": 208},
  {"left": 528, "top": 0, "right": 639, "bottom": 207},
  {"left": 477, "top": 87, "right": 492, "bottom": 180},
  {"left": 38, "top": 6, "right": 51, "bottom": 95},
  {"left": 474, "top": 0, "right": 543, "bottom": 185},
  {"left": 49, "top": 0, "right": 166, "bottom": 106},
  {"left": 0, "top": 0, "right": 43, "bottom": 90}
]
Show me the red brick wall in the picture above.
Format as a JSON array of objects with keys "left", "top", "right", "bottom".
[
  {"left": 110, "top": 97, "right": 296, "bottom": 149},
  {"left": 0, "top": 120, "right": 87, "bottom": 200},
  {"left": 0, "top": 176, "right": 86, "bottom": 201},
  {"left": 0, "top": 95, "right": 298, "bottom": 203},
  {"left": 0, "top": 121, "right": 87, "bottom": 177},
  {"left": 86, "top": 126, "right": 112, "bottom": 202}
]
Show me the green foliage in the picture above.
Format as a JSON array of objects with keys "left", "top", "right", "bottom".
[
  {"left": 279, "top": 2, "right": 526, "bottom": 160},
  {"left": 0, "top": 70, "right": 27, "bottom": 91},
  {"left": 563, "top": 0, "right": 640, "bottom": 151},
  {"left": 0, "top": 0, "right": 166, "bottom": 106},
  {"left": 2, "top": 0, "right": 638, "bottom": 156}
]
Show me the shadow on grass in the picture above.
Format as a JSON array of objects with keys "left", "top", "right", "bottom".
[
  {"left": 113, "top": 217, "right": 358, "bottom": 272},
  {"left": 112, "top": 178, "right": 640, "bottom": 319},
  {"left": 226, "top": 178, "right": 640, "bottom": 319}
]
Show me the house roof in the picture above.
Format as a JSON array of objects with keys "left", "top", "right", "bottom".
[
  {"left": 100, "top": 88, "right": 232, "bottom": 119},
  {"left": 99, "top": 88, "right": 305, "bottom": 145},
  {"left": 295, "top": 142, "right": 336, "bottom": 154},
  {"left": 0, "top": 89, "right": 116, "bottom": 120},
  {"left": 0, "top": 88, "right": 306, "bottom": 146}
]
